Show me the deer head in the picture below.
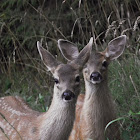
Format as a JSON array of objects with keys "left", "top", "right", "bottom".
[{"left": 37, "top": 39, "right": 92, "bottom": 105}]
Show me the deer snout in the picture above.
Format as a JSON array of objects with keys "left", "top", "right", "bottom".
[
  {"left": 90, "top": 72, "right": 102, "bottom": 84},
  {"left": 62, "top": 90, "right": 75, "bottom": 102}
]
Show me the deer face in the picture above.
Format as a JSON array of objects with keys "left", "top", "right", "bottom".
[
  {"left": 52, "top": 64, "right": 80, "bottom": 102},
  {"left": 83, "top": 52, "right": 109, "bottom": 84},
  {"left": 83, "top": 35, "right": 126, "bottom": 85}
]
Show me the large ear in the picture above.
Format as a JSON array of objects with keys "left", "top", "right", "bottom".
[
  {"left": 37, "top": 41, "right": 60, "bottom": 72},
  {"left": 104, "top": 35, "right": 127, "bottom": 60},
  {"left": 72, "top": 37, "right": 93, "bottom": 69},
  {"left": 58, "top": 39, "right": 79, "bottom": 61}
]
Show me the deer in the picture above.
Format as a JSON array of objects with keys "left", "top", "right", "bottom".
[
  {"left": 0, "top": 38, "right": 93, "bottom": 140},
  {"left": 58, "top": 35, "right": 127, "bottom": 140}
]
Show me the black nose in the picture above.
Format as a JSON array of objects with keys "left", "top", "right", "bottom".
[
  {"left": 90, "top": 72, "right": 102, "bottom": 81},
  {"left": 62, "top": 90, "right": 75, "bottom": 101}
]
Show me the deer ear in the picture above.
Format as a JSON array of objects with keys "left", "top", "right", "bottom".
[
  {"left": 72, "top": 37, "right": 93, "bottom": 69},
  {"left": 58, "top": 39, "right": 79, "bottom": 61},
  {"left": 37, "top": 41, "right": 60, "bottom": 72},
  {"left": 105, "top": 35, "right": 127, "bottom": 60}
]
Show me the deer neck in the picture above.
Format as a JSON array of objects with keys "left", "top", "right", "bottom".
[
  {"left": 83, "top": 79, "right": 113, "bottom": 115},
  {"left": 84, "top": 78, "right": 109, "bottom": 100},
  {"left": 81, "top": 79, "right": 116, "bottom": 139},
  {"left": 38, "top": 92, "right": 76, "bottom": 140}
]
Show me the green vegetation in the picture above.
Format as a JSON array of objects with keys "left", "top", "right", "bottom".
[{"left": 0, "top": 0, "right": 140, "bottom": 139}]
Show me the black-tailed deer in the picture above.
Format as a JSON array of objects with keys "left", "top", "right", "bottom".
[
  {"left": 0, "top": 38, "right": 93, "bottom": 140},
  {"left": 58, "top": 35, "right": 127, "bottom": 140}
]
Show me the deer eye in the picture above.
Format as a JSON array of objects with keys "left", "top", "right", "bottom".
[
  {"left": 102, "top": 61, "right": 108, "bottom": 68},
  {"left": 54, "top": 78, "right": 59, "bottom": 84},
  {"left": 75, "top": 75, "right": 80, "bottom": 83}
]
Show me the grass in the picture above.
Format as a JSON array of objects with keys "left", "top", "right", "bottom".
[
  {"left": 109, "top": 55, "right": 140, "bottom": 139},
  {"left": 0, "top": 0, "right": 140, "bottom": 139},
  {"left": 0, "top": 46, "right": 139, "bottom": 139},
  {"left": 0, "top": 65, "right": 53, "bottom": 112}
]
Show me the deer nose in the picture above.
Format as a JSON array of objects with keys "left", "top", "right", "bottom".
[
  {"left": 62, "top": 90, "right": 75, "bottom": 101},
  {"left": 90, "top": 72, "right": 102, "bottom": 81}
]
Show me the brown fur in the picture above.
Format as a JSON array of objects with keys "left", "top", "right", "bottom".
[
  {"left": 58, "top": 35, "right": 126, "bottom": 140},
  {"left": 0, "top": 95, "right": 76, "bottom": 140},
  {"left": 0, "top": 40, "right": 92, "bottom": 140},
  {"left": 69, "top": 53, "right": 121, "bottom": 140}
]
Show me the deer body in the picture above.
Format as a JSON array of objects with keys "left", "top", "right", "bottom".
[
  {"left": 70, "top": 59, "right": 120, "bottom": 140},
  {"left": 0, "top": 96, "right": 40, "bottom": 140},
  {"left": 78, "top": 79, "right": 119, "bottom": 140},
  {"left": 0, "top": 39, "right": 92, "bottom": 140},
  {"left": 58, "top": 35, "right": 126, "bottom": 140},
  {"left": 0, "top": 96, "right": 75, "bottom": 140}
]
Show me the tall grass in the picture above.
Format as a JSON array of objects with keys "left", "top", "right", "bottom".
[{"left": 0, "top": 0, "right": 140, "bottom": 139}]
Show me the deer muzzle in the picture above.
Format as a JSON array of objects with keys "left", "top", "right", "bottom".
[
  {"left": 90, "top": 72, "right": 103, "bottom": 84},
  {"left": 62, "top": 90, "right": 75, "bottom": 102}
]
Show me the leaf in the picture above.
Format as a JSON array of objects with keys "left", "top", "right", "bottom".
[{"left": 128, "top": 110, "right": 140, "bottom": 116}]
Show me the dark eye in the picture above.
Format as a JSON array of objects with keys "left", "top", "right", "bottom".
[
  {"left": 75, "top": 76, "right": 80, "bottom": 83},
  {"left": 102, "top": 61, "right": 108, "bottom": 68},
  {"left": 54, "top": 78, "right": 59, "bottom": 84}
]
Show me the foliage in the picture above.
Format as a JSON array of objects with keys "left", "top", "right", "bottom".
[{"left": 0, "top": 0, "right": 140, "bottom": 139}]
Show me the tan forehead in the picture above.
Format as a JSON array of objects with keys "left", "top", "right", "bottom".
[
  {"left": 54, "top": 64, "right": 78, "bottom": 77},
  {"left": 88, "top": 52, "right": 106, "bottom": 64}
]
